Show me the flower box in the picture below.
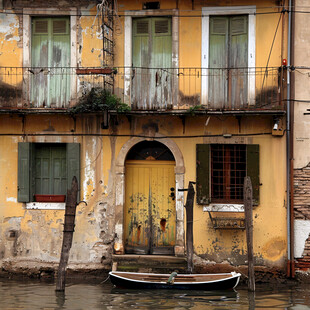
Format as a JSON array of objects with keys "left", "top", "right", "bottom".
[{"left": 34, "top": 195, "right": 66, "bottom": 203}]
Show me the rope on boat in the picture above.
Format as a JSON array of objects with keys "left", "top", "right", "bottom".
[{"left": 100, "top": 274, "right": 110, "bottom": 284}]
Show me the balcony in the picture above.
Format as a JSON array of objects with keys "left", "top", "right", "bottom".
[{"left": 0, "top": 66, "right": 286, "bottom": 113}]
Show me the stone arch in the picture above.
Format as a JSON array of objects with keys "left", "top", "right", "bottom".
[{"left": 114, "top": 134, "right": 185, "bottom": 256}]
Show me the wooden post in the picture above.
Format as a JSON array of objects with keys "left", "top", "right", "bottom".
[
  {"left": 179, "top": 181, "right": 195, "bottom": 273},
  {"left": 244, "top": 176, "right": 255, "bottom": 292},
  {"left": 56, "top": 176, "right": 78, "bottom": 292}
]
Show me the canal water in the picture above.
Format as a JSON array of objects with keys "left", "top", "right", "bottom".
[{"left": 0, "top": 278, "right": 309, "bottom": 309}]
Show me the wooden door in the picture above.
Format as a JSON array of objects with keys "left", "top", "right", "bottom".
[
  {"left": 31, "top": 17, "right": 70, "bottom": 108},
  {"left": 132, "top": 17, "right": 172, "bottom": 110},
  {"left": 125, "top": 160, "right": 176, "bottom": 255},
  {"left": 208, "top": 16, "right": 248, "bottom": 109}
]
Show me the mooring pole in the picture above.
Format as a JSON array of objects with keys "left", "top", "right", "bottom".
[
  {"left": 56, "top": 176, "right": 78, "bottom": 292},
  {"left": 179, "top": 181, "right": 195, "bottom": 273},
  {"left": 244, "top": 176, "right": 255, "bottom": 292}
]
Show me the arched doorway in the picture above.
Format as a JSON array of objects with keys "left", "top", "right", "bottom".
[{"left": 125, "top": 141, "right": 176, "bottom": 255}]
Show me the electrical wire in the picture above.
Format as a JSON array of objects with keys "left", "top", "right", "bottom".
[
  {"left": 261, "top": 9, "right": 284, "bottom": 93},
  {"left": 0, "top": 132, "right": 274, "bottom": 138},
  {"left": 0, "top": 9, "right": 289, "bottom": 17}
]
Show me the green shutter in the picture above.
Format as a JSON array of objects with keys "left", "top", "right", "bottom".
[
  {"left": 31, "top": 17, "right": 70, "bottom": 108},
  {"left": 209, "top": 17, "right": 228, "bottom": 108},
  {"left": 132, "top": 18, "right": 172, "bottom": 109},
  {"left": 246, "top": 144, "right": 260, "bottom": 205},
  {"left": 66, "top": 143, "right": 80, "bottom": 199},
  {"left": 230, "top": 16, "right": 248, "bottom": 107},
  {"left": 18, "top": 143, "right": 32, "bottom": 202},
  {"left": 196, "top": 144, "right": 210, "bottom": 205}
]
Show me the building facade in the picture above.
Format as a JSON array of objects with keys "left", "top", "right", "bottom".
[{"left": 0, "top": 0, "right": 290, "bottom": 277}]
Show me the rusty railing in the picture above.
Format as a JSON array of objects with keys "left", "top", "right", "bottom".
[{"left": 0, "top": 66, "right": 286, "bottom": 111}]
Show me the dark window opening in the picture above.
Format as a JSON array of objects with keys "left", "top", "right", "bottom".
[
  {"left": 126, "top": 141, "right": 174, "bottom": 161},
  {"left": 143, "top": 2, "right": 160, "bottom": 10},
  {"left": 211, "top": 144, "right": 246, "bottom": 203}
]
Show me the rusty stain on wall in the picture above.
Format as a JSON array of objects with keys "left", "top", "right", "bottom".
[{"left": 261, "top": 237, "right": 286, "bottom": 261}]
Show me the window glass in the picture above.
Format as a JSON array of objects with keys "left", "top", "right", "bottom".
[{"left": 211, "top": 144, "right": 246, "bottom": 202}]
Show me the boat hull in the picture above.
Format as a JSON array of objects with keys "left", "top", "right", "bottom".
[{"left": 109, "top": 271, "right": 241, "bottom": 290}]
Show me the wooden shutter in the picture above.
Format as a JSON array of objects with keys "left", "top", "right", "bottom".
[
  {"left": 66, "top": 143, "right": 80, "bottom": 199},
  {"left": 209, "top": 17, "right": 228, "bottom": 108},
  {"left": 230, "top": 15, "right": 248, "bottom": 107},
  {"left": 154, "top": 18, "right": 171, "bottom": 35},
  {"left": 18, "top": 143, "right": 33, "bottom": 202},
  {"left": 196, "top": 144, "right": 210, "bottom": 205},
  {"left": 31, "top": 17, "right": 70, "bottom": 108},
  {"left": 246, "top": 144, "right": 260, "bottom": 205}
]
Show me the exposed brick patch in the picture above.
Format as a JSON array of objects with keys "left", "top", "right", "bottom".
[
  {"left": 295, "top": 235, "right": 310, "bottom": 271},
  {"left": 294, "top": 166, "right": 310, "bottom": 220}
]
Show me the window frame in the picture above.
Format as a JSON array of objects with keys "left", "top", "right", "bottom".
[
  {"left": 123, "top": 10, "right": 179, "bottom": 107},
  {"left": 201, "top": 6, "right": 256, "bottom": 107},
  {"left": 17, "top": 142, "right": 80, "bottom": 206},
  {"left": 196, "top": 143, "right": 259, "bottom": 209},
  {"left": 210, "top": 144, "right": 247, "bottom": 203},
  {"left": 22, "top": 8, "right": 77, "bottom": 107}
]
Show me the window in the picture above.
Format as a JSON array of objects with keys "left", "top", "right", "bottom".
[
  {"left": 31, "top": 17, "right": 70, "bottom": 108},
  {"left": 196, "top": 144, "right": 259, "bottom": 205},
  {"left": 209, "top": 15, "right": 248, "bottom": 108},
  {"left": 18, "top": 143, "right": 80, "bottom": 202},
  {"left": 131, "top": 17, "right": 172, "bottom": 109},
  {"left": 201, "top": 6, "right": 256, "bottom": 107}
]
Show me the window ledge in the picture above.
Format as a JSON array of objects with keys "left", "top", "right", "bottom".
[
  {"left": 26, "top": 202, "right": 65, "bottom": 210},
  {"left": 203, "top": 204, "right": 244, "bottom": 213}
]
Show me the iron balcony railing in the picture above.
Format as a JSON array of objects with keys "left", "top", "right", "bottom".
[{"left": 0, "top": 66, "right": 286, "bottom": 111}]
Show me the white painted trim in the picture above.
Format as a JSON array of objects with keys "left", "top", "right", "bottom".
[
  {"left": 201, "top": 6, "right": 256, "bottom": 107},
  {"left": 22, "top": 8, "right": 77, "bottom": 104},
  {"left": 124, "top": 16, "right": 132, "bottom": 104},
  {"left": 26, "top": 202, "right": 65, "bottom": 210},
  {"left": 123, "top": 10, "right": 179, "bottom": 107},
  {"left": 203, "top": 204, "right": 244, "bottom": 213}
]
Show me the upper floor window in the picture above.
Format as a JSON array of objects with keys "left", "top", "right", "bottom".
[
  {"left": 201, "top": 6, "right": 256, "bottom": 109},
  {"left": 31, "top": 17, "right": 71, "bottom": 108},
  {"left": 209, "top": 15, "right": 248, "bottom": 108},
  {"left": 131, "top": 17, "right": 172, "bottom": 110}
]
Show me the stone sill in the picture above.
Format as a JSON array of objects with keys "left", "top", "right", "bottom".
[{"left": 26, "top": 202, "right": 65, "bottom": 210}]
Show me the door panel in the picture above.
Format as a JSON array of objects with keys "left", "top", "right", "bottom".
[
  {"left": 149, "top": 164, "right": 175, "bottom": 254},
  {"left": 125, "top": 161, "right": 176, "bottom": 255}
]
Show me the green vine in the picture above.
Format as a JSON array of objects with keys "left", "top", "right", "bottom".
[
  {"left": 187, "top": 105, "right": 204, "bottom": 115},
  {"left": 70, "top": 87, "right": 130, "bottom": 113}
]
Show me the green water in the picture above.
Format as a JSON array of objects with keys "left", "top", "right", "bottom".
[{"left": 0, "top": 279, "right": 309, "bottom": 309}]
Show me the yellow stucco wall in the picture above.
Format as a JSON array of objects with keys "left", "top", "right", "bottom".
[
  {"left": 0, "top": 0, "right": 288, "bottom": 271},
  {"left": 0, "top": 112, "right": 287, "bottom": 269}
]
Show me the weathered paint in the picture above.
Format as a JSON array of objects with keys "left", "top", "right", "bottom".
[
  {"left": 125, "top": 160, "right": 176, "bottom": 254},
  {"left": 0, "top": 0, "right": 289, "bottom": 275}
]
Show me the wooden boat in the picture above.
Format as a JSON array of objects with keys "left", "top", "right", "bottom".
[{"left": 109, "top": 271, "right": 241, "bottom": 290}]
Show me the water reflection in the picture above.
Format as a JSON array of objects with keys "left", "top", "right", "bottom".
[{"left": 0, "top": 279, "right": 309, "bottom": 309}]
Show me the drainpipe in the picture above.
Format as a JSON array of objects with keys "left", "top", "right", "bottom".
[
  {"left": 290, "top": 0, "right": 295, "bottom": 278},
  {"left": 286, "top": 0, "right": 295, "bottom": 278}
]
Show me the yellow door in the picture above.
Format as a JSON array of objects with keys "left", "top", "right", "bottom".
[{"left": 125, "top": 160, "right": 176, "bottom": 255}]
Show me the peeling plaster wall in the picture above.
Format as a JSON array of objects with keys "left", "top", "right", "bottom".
[
  {"left": 0, "top": 114, "right": 115, "bottom": 270},
  {"left": 0, "top": 0, "right": 288, "bottom": 274},
  {"left": 0, "top": 113, "right": 288, "bottom": 272}
]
